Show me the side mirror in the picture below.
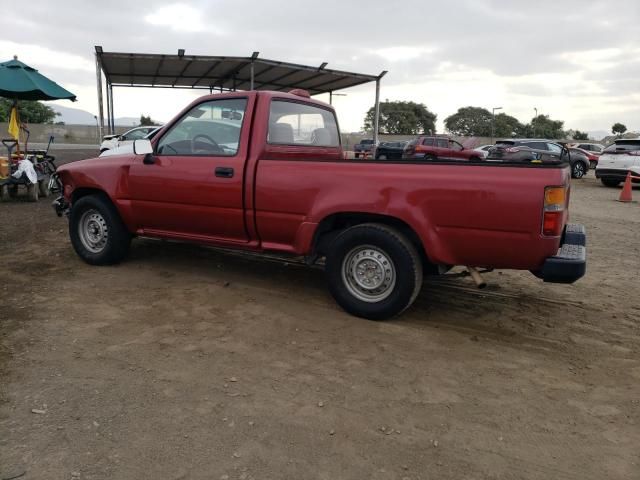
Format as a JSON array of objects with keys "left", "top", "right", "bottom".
[{"left": 134, "top": 139, "right": 154, "bottom": 155}]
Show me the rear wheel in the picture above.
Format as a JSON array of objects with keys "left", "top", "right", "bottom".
[
  {"left": 325, "top": 223, "right": 423, "bottom": 320},
  {"left": 424, "top": 154, "right": 437, "bottom": 161},
  {"left": 601, "top": 178, "right": 620, "bottom": 188},
  {"left": 69, "top": 194, "right": 131, "bottom": 265},
  {"left": 571, "top": 161, "right": 587, "bottom": 179}
]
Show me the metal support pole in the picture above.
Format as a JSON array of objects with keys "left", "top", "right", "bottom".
[
  {"left": 373, "top": 79, "right": 381, "bottom": 145},
  {"left": 95, "top": 54, "right": 104, "bottom": 139},
  {"left": 250, "top": 61, "right": 255, "bottom": 90},
  {"left": 106, "top": 84, "right": 112, "bottom": 134},
  {"left": 109, "top": 84, "right": 115, "bottom": 134},
  {"left": 329, "top": 91, "right": 333, "bottom": 105}
]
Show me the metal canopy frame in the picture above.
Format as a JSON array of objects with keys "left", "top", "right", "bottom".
[{"left": 94, "top": 46, "right": 387, "bottom": 142}]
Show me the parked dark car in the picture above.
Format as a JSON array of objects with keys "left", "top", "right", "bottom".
[
  {"left": 487, "top": 139, "right": 589, "bottom": 179},
  {"left": 354, "top": 139, "right": 376, "bottom": 158},
  {"left": 375, "top": 141, "right": 407, "bottom": 160}
]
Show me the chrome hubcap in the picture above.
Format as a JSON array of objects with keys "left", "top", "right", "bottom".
[
  {"left": 342, "top": 245, "right": 396, "bottom": 302},
  {"left": 78, "top": 209, "right": 109, "bottom": 253}
]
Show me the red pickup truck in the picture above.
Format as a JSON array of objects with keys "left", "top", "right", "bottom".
[{"left": 53, "top": 90, "right": 586, "bottom": 320}]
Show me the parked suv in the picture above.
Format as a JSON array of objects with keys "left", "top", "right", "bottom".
[
  {"left": 595, "top": 138, "right": 640, "bottom": 187},
  {"left": 488, "top": 139, "right": 589, "bottom": 179},
  {"left": 403, "top": 136, "right": 483, "bottom": 162}
]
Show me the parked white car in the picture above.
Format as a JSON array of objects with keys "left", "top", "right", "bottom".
[
  {"left": 473, "top": 144, "right": 494, "bottom": 158},
  {"left": 99, "top": 126, "right": 161, "bottom": 154},
  {"left": 595, "top": 138, "right": 640, "bottom": 187},
  {"left": 99, "top": 126, "right": 163, "bottom": 157}
]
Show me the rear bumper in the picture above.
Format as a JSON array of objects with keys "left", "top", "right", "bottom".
[
  {"left": 534, "top": 224, "right": 586, "bottom": 284},
  {"left": 595, "top": 168, "right": 640, "bottom": 181}
]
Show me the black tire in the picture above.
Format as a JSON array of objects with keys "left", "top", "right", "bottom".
[
  {"left": 26, "top": 183, "right": 39, "bottom": 202},
  {"left": 354, "top": 153, "right": 360, "bottom": 159},
  {"left": 38, "top": 177, "right": 50, "bottom": 197},
  {"left": 601, "top": 178, "right": 620, "bottom": 188},
  {"left": 69, "top": 194, "right": 131, "bottom": 265},
  {"left": 571, "top": 161, "right": 587, "bottom": 179},
  {"left": 8, "top": 185, "right": 18, "bottom": 198},
  {"left": 424, "top": 154, "right": 437, "bottom": 161},
  {"left": 325, "top": 223, "right": 423, "bottom": 320},
  {"left": 469, "top": 156, "right": 482, "bottom": 162}
]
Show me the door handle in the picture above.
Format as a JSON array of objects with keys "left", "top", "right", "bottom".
[{"left": 215, "top": 167, "right": 234, "bottom": 178}]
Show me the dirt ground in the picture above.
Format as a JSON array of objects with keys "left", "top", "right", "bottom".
[{"left": 1, "top": 150, "right": 639, "bottom": 480}]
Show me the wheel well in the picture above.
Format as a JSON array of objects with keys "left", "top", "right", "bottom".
[
  {"left": 71, "top": 187, "right": 109, "bottom": 204},
  {"left": 312, "top": 212, "right": 436, "bottom": 273}
]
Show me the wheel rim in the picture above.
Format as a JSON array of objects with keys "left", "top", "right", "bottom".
[
  {"left": 78, "top": 209, "right": 109, "bottom": 253},
  {"left": 341, "top": 245, "right": 396, "bottom": 303},
  {"left": 573, "top": 163, "right": 585, "bottom": 178},
  {"left": 379, "top": 154, "right": 387, "bottom": 160}
]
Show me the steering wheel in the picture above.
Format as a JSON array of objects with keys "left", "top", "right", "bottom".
[{"left": 192, "top": 134, "right": 222, "bottom": 154}]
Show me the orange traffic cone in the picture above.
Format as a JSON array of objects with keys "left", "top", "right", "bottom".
[{"left": 618, "top": 172, "right": 634, "bottom": 203}]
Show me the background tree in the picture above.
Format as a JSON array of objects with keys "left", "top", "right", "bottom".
[
  {"left": 444, "top": 106, "right": 492, "bottom": 136},
  {"left": 494, "top": 113, "right": 526, "bottom": 138},
  {"left": 364, "top": 101, "right": 436, "bottom": 135},
  {"left": 572, "top": 130, "right": 589, "bottom": 140},
  {"left": 139, "top": 114, "right": 159, "bottom": 126},
  {"left": 0, "top": 98, "right": 58, "bottom": 123},
  {"left": 612, "top": 123, "right": 627, "bottom": 136},
  {"left": 529, "top": 115, "right": 565, "bottom": 139}
]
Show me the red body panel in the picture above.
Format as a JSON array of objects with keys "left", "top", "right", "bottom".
[{"left": 57, "top": 91, "right": 570, "bottom": 271}]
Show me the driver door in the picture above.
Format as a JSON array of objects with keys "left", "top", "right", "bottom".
[{"left": 128, "top": 97, "right": 250, "bottom": 242}]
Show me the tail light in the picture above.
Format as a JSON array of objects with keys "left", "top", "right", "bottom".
[
  {"left": 542, "top": 186, "right": 567, "bottom": 236},
  {"left": 505, "top": 147, "right": 520, "bottom": 153}
]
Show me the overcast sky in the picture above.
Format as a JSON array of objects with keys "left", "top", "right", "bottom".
[{"left": 3, "top": 0, "right": 639, "bottom": 135}]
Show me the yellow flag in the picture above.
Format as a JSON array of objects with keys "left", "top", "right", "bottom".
[{"left": 8, "top": 106, "right": 20, "bottom": 140}]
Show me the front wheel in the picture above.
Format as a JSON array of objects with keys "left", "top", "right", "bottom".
[
  {"left": 325, "top": 224, "right": 423, "bottom": 320},
  {"left": 571, "top": 161, "right": 587, "bottom": 179},
  {"left": 69, "top": 194, "right": 131, "bottom": 265},
  {"left": 601, "top": 178, "right": 620, "bottom": 188}
]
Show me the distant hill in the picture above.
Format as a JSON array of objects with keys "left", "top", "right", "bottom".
[{"left": 48, "top": 104, "right": 144, "bottom": 127}]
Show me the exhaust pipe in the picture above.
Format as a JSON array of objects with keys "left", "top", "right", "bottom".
[{"left": 467, "top": 267, "right": 487, "bottom": 289}]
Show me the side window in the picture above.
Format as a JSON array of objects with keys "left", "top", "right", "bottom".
[
  {"left": 525, "top": 142, "right": 547, "bottom": 150},
  {"left": 436, "top": 138, "right": 449, "bottom": 148},
  {"left": 547, "top": 143, "right": 562, "bottom": 154},
  {"left": 127, "top": 129, "right": 149, "bottom": 141},
  {"left": 268, "top": 100, "right": 339, "bottom": 147},
  {"left": 157, "top": 98, "right": 247, "bottom": 156},
  {"left": 422, "top": 137, "right": 435, "bottom": 146}
]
